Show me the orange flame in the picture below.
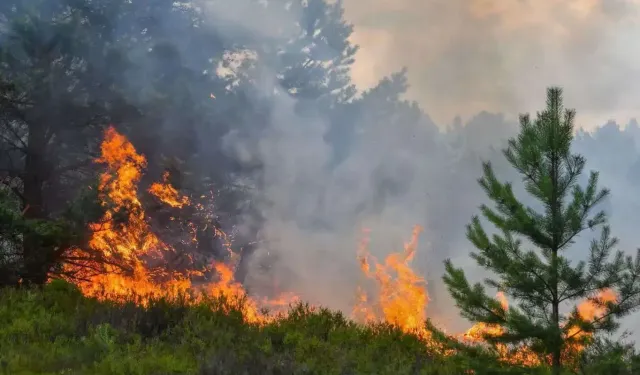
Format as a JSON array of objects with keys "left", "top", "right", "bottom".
[
  {"left": 461, "top": 292, "right": 540, "bottom": 366},
  {"left": 62, "top": 126, "right": 295, "bottom": 322},
  {"left": 353, "top": 226, "right": 432, "bottom": 340},
  {"left": 567, "top": 288, "right": 618, "bottom": 354},
  {"left": 149, "top": 171, "right": 190, "bottom": 208},
  {"left": 462, "top": 288, "right": 619, "bottom": 367}
]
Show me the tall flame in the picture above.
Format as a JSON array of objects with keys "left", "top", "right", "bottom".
[
  {"left": 353, "top": 225, "right": 431, "bottom": 340},
  {"left": 63, "top": 127, "right": 189, "bottom": 301},
  {"left": 62, "top": 126, "right": 294, "bottom": 322}
]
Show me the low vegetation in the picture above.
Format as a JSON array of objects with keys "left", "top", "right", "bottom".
[{"left": 0, "top": 280, "right": 637, "bottom": 375}]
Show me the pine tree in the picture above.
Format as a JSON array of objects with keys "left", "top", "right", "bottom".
[{"left": 442, "top": 87, "right": 640, "bottom": 374}]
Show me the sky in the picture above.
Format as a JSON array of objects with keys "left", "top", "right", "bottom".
[{"left": 343, "top": 0, "right": 640, "bottom": 130}]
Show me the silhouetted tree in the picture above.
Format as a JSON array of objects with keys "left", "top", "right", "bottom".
[{"left": 0, "top": 0, "right": 135, "bottom": 284}]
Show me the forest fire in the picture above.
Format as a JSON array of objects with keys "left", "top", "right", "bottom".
[
  {"left": 60, "top": 126, "right": 619, "bottom": 367},
  {"left": 567, "top": 288, "right": 618, "bottom": 354},
  {"left": 62, "top": 127, "right": 293, "bottom": 323}
]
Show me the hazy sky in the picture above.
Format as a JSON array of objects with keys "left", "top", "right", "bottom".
[
  {"left": 205, "top": 0, "right": 640, "bottom": 338},
  {"left": 343, "top": 0, "right": 640, "bottom": 129}
]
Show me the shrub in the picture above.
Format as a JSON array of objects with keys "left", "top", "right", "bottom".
[{"left": 0, "top": 281, "right": 611, "bottom": 374}]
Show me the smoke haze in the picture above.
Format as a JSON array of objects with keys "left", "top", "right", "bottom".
[
  {"left": 203, "top": 0, "right": 640, "bottom": 337},
  {"left": 344, "top": 0, "right": 640, "bottom": 127}
]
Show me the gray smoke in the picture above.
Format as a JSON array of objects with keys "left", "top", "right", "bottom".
[
  {"left": 26, "top": 0, "right": 632, "bottom": 340},
  {"left": 202, "top": 0, "right": 640, "bottom": 339},
  {"left": 8, "top": 0, "right": 640, "bottom": 342}
]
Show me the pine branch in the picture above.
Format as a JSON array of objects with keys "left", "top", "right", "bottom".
[{"left": 443, "top": 87, "right": 640, "bottom": 372}]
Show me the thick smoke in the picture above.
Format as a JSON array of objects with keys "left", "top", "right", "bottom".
[{"left": 199, "top": 0, "right": 640, "bottom": 337}]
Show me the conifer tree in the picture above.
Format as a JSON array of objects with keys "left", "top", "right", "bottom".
[{"left": 443, "top": 87, "right": 640, "bottom": 374}]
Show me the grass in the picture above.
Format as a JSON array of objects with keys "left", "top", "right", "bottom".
[{"left": 0, "top": 280, "right": 551, "bottom": 375}]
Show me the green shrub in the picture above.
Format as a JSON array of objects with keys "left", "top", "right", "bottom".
[{"left": 0, "top": 280, "right": 621, "bottom": 375}]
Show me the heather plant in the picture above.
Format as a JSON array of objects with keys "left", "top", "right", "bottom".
[{"left": 0, "top": 280, "right": 545, "bottom": 375}]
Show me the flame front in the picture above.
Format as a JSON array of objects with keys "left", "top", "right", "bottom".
[
  {"left": 63, "top": 127, "right": 189, "bottom": 301},
  {"left": 62, "top": 126, "right": 295, "bottom": 322},
  {"left": 353, "top": 226, "right": 431, "bottom": 340}
]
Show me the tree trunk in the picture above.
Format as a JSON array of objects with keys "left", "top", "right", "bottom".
[
  {"left": 234, "top": 242, "right": 256, "bottom": 284},
  {"left": 551, "top": 296, "right": 562, "bottom": 375},
  {"left": 551, "top": 246, "right": 562, "bottom": 374},
  {"left": 21, "top": 122, "right": 51, "bottom": 285},
  {"left": 550, "top": 109, "right": 563, "bottom": 375}
]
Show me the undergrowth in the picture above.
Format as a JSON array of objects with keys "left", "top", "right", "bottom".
[{"left": 0, "top": 280, "right": 553, "bottom": 374}]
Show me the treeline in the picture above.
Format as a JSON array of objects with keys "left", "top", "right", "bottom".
[{"left": 0, "top": 0, "right": 366, "bottom": 285}]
